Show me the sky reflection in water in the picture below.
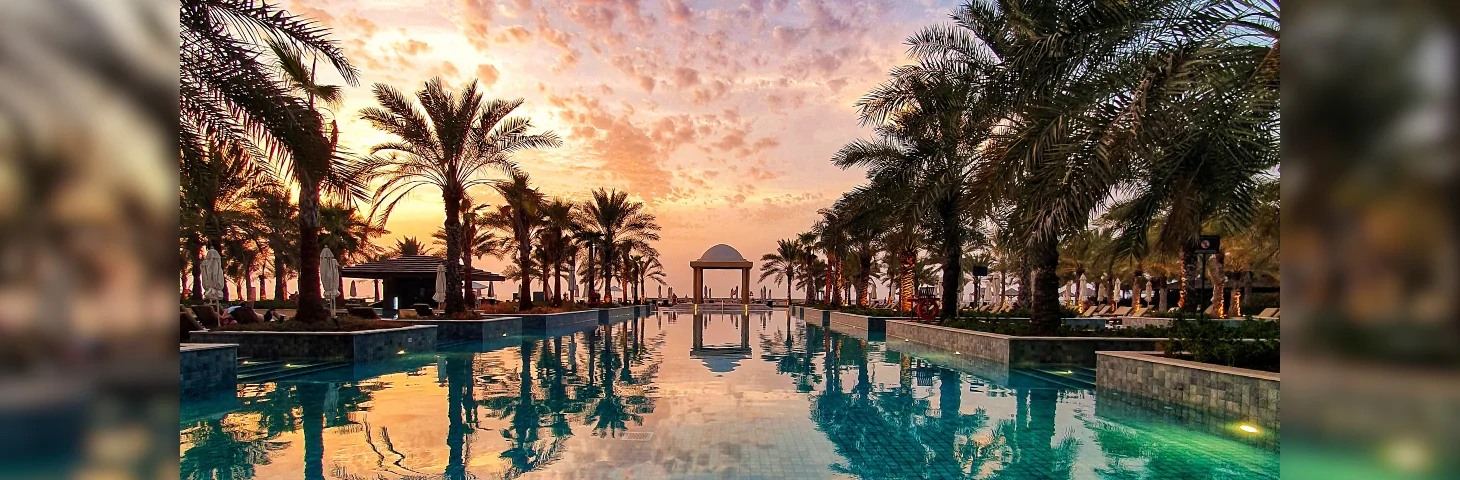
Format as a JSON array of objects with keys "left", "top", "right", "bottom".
[{"left": 180, "top": 311, "right": 1278, "bottom": 479}]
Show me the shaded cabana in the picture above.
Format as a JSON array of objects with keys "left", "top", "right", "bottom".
[{"left": 340, "top": 255, "right": 505, "bottom": 309}]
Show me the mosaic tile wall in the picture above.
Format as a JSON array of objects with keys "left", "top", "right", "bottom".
[
  {"left": 402, "top": 317, "right": 521, "bottom": 341},
  {"left": 189, "top": 326, "right": 437, "bottom": 363},
  {"left": 886, "top": 321, "right": 1164, "bottom": 367},
  {"left": 180, "top": 344, "right": 235, "bottom": 398},
  {"left": 1096, "top": 352, "right": 1280, "bottom": 428}
]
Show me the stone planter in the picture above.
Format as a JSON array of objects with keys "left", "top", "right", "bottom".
[
  {"left": 181, "top": 343, "right": 236, "bottom": 398},
  {"left": 1097, "top": 351, "right": 1279, "bottom": 434},
  {"left": 399, "top": 317, "right": 521, "bottom": 341},
  {"left": 885, "top": 320, "right": 1164, "bottom": 367},
  {"left": 189, "top": 326, "right": 437, "bottom": 363},
  {"left": 828, "top": 311, "right": 913, "bottom": 333}
]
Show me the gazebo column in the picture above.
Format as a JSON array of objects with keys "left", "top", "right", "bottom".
[
  {"left": 740, "top": 268, "right": 751, "bottom": 305},
  {"left": 693, "top": 267, "right": 703, "bottom": 304}
]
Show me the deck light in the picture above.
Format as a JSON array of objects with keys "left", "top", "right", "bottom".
[
  {"left": 397, "top": 349, "right": 406, "bottom": 355},
  {"left": 1238, "top": 424, "right": 1260, "bottom": 434}
]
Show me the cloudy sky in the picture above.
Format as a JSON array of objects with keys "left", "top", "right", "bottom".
[{"left": 291, "top": 0, "right": 962, "bottom": 298}]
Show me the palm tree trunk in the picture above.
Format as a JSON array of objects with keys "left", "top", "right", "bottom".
[
  {"left": 518, "top": 230, "right": 532, "bottom": 311},
  {"left": 296, "top": 180, "right": 327, "bottom": 322},
  {"left": 1131, "top": 267, "right": 1144, "bottom": 308},
  {"left": 1243, "top": 271, "right": 1254, "bottom": 312},
  {"left": 1016, "top": 261, "right": 1032, "bottom": 308},
  {"left": 1180, "top": 247, "right": 1200, "bottom": 313},
  {"left": 462, "top": 225, "right": 475, "bottom": 309},
  {"left": 554, "top": 262, "right": 564, "bottom": 307},
  {"left": 602, "top": 245, "right": 613, "bottom": 303},
  {"left": 188, "top": 239, "right": 203, "bottom": 300},
  {"left": 441, "top": 191, "right": 467, "bottom": 316},
  {"left": 898, "top": 248, "right": 916, "bottom": 312},
  {"left": 1028, "top": 237, "right": 1062, "bottom": 335},
  {"left": 272, "top": 241, "right": 287, "bottom": 301},
  {"left": 939, "top": 220, "right": 961, "bottom": 319},
  {"left": 1211, "top": 251, "right": 1226, "bottom": 317}
]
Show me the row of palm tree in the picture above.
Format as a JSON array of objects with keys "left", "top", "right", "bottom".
[
  {"left": 181, "top": 1, "right": 664, "bottom": 318},
  {"left": 764, "top": 0, "right": 1279, "bottom": 332}
]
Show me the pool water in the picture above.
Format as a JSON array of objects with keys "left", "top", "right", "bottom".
[{"left": 180, "top": 311, "right": 1279, "bottom": 479}]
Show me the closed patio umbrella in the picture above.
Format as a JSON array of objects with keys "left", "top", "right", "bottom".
[
  {"left": 349, "top": 281, "right": 357, "bottom": 299},
  {"left": 432, "top": 264, "right": 446, "bottom": 303},
  {"left": 321, "top": 247, "right": 341, "bottom": 312},
  {"left": 487, "top": 281, "right": 495, "bottom": 298},
  {"left": 202, "top": 247, "right": 225, "bottom": 303}
]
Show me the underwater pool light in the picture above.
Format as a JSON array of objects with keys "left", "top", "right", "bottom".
[
  {"left": 1238, "top": 424, "right": 1260, "bottom": 434},
  {"left": 397, "top": 349, "right": 406, "bottom": 355}
]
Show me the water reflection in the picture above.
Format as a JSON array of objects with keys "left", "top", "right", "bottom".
[{"left": 180, "top": 312, "right": 1277, "bottom": 479}]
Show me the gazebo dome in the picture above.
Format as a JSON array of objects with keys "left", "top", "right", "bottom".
[{"left": 697, "top": 244, "right": 747, "bottom": 262}]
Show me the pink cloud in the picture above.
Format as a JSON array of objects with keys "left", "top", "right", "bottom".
[
  {"left": 457, "top": 0, "right": 494, "bottom": 51},
  {"left": 664, "top": 0, "right": 693, "bottom": 24}
]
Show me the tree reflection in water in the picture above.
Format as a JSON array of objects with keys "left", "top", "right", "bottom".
[{"left": 802, "top": 328, "right": 1083, "bottom": 479}]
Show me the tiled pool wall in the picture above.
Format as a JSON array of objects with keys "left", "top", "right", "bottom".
[
  {"left": 181, "top": 343, "right": 236, "bottom": 398},
  {"left": 485, "top": 310, "right": 598, "bottom": 331},
  {"left": 400, "top": 316, "right": 522, "bottom": 341},
  {"left": 1097, "top": 351, "right": 1280, "bottom": 432},
  {"left": 827, "top": 312, "right": 912, "bottom": 333},
  {"left": 599, "top": 306, "right": 637, "bottom": 324},
  {"left": 885, "top": 320, "right": 1164, "bottom": 367},
  {"left": 189, "top": 325, "right": 437, "bottom": 363},
  {"left": 801, "top": 307, "right": 831, "bottom": 326}
]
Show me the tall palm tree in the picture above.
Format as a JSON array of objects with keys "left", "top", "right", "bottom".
[
  {"left": 575, "top": 189, "right": 660, "bottom": 303},
  {"left": 537, "top": 198, "right": 577, "bottom": 306},
  {"left": 182, "top": 0, "right": 359, "bottom": 321},
  {"left": 250, "top": 185, "right": 298, "bottom": 300},
  {"left": 433, "top": 196, "right": 495, "bottom": 304},
  {"left": 835, "top": 71, "right": 992, "bottom": 318},
  {"left": 180, "top": 138, "right": 270, "bottom": 300},
  {"left": 811, "top": 209, "right": 851, "bottom": 307},
  {"left": 361, "top": 77, "right": 560, "bottom": 316},
  {"left": 759, "top": 239, "right": 802, "bottom": 303},
  {"left": 482, "top": 171, "right": 544, "bottom": 310},
  {"left": 795, "top": 231, "right": 820, "bottom": 304}
]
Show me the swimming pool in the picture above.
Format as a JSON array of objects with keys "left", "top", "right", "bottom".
[{"left": 180, "top": 310, "right": 1279, "bottom": 479}]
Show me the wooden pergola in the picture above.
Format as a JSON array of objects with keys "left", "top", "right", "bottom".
[{"left": 340, "top": 255, "right": 505, "bottom": 308}]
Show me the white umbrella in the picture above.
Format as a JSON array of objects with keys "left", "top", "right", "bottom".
[
  {"left": 1061, "top": 280, "right": 1070, "bottom": 305},
  {"left": 1114, "top": 278, "right": 1121, "bottom": 304},
  {"left": 568, "top": 269, "right": 579, "bottom": 297},
  {"left": 1077, "top": 274, "right": 1087, "bottom": 304},
  {"left": 432, "top": 263, "right": 446, "bottom": 303},
  {"left": 201, "top": 247, "right": 226, "bottom": 301},
  {"left": 321, "top": 247, "right": 341, "bottom": 298}
]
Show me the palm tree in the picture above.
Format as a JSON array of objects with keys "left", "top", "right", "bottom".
[
  {"left": 388, "top": 237, "right": 436, "bottom": 257},
  {"left": 575, "top": 189, "right": 661, "bottom": 303},
  {"left": 795, "top": 232, "right": 820, "bottom": 304},
  {"left": 537, "top": 198, "right": 577, "bottom": 306},
  {"left": 432, "top": 196, "right": 495, "bottom": 304},
  {"left": 182, "top": 0, "right": 359, "bottom": 321},
  {"left": 760, "top": 239, "right": 802, "bottom": 304},
  {"left": 180, "top": 138, "right": 271, "bottom": 300},
  {"left": 811, "top": 209, "right": 850, "bottom": 307},
  {"left": 482, "top": 171, "right": 544, "bottom": 310},
  {"left": 360, "top": 77, "right": 560, "bottom": 316},
  {"left": 834, "top": 70, "right": 991, "bottom": 318}
]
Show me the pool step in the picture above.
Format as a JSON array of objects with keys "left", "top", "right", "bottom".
[
  {"left": 235, "top": 357, "right": 348, "bottom": 383},
  {"left": 1014, "top": 367, "right": 1097, "bottom": 389}
]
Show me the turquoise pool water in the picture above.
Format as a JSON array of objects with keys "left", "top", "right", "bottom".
[{"left": 180, "top": 310, "right": 1279, "bottom": 479}]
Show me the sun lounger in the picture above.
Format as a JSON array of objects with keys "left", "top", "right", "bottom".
[
  {"left": 1130, "top": 306, "right": 1148, "bottom": 317},
  {"left": 190, "top": 305, "right": 222, "bottom": 328},
  {"left": 1108, "top": 306, "right": 1131, "bottom": 317},
  {"left": 413, "top": 304, "right": 434, "bottom": 317},
  {"left": 1091, "top": 305, "right": 1111, "bottom": 317},
  {"left": 1079, "top": 306, "right": 1096, "bottom": 317}
]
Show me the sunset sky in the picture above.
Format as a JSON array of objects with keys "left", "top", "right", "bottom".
[{"left": 292, "top": 0, "right": 962, "bottom": 298}]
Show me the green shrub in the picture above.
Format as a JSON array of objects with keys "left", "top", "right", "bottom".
[
  {"left": 1161, "top": 318, "right": 1280, "bottom": 372},
  {"left": 1242, "top": 292, "right": 1280, "bottom": 311}
]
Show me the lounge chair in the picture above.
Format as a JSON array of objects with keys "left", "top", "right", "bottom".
[
  {"left": 413, "top": 304, "right": 434, "bottom": 317},
  {"left": 1079, "top": 305, "right": 1097, "bottom": 317},
  {"left": 1202, "top": 304, "right": 1217, "bottom": 316},
  {"left": 179, "top": 309, "right": 206, "bottom": 342},
  {"left": 1109, "top": 306, "right": 1132, "bottom": 317},
  {"left": 190, "top": 305, "right": 222, "bottom": 328},
  {"left": 1130, "top": 306, "right": 1148, "bottom": 318},
  {"left": 1090, "top": 305, "right": 1111, "bottom": 317},
  {"left": 1252, "top": 308, "right": 1278, "bottom": 320},
  {"left": 348, "top": 306, "right": 381, "bottom": 319}
]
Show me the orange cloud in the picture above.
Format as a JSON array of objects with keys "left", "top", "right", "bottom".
[
  {"left": 476, "top": 64, "right": 501, "bottom": 86},
  {"left": 494, "top": 25, "right": 533, "bottom": 43}
]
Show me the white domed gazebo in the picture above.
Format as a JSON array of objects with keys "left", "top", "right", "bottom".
[{"left": 689, "top": 244, "right": 754, "bottom": 304}]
